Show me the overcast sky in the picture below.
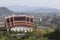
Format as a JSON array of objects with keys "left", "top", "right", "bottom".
[{"left": 0, "top": 0, "right": 60, "bottom": 9}]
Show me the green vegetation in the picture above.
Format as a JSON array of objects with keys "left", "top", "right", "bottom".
[
  {"left": 45, "top": 28, "right": 60, "bottom": 40},
  {"left": 0, "top": 25, "right": 60, "bottom": 40}
]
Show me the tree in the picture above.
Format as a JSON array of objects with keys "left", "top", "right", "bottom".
[{"left": 46, "top": 28, "right": 60, "bottom": 40}]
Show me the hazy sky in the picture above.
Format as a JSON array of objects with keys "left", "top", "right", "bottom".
[{"left": 0, "top": 0, "right": 60, "bottom": 9}]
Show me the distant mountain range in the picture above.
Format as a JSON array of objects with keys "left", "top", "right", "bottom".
[
  {"left": 0, "top": 6, "right": 60, "bottom": 17},
  {"left": 7, "top": 6, "right": 60, "bottom": 13}
]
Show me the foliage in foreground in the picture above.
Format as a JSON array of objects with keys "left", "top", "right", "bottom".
[
  {"left": 45, "top": 28, "right": 60, "bottom": 40},
  {"left": 0, "top": 26, "right": 60, "bottom": 40}
]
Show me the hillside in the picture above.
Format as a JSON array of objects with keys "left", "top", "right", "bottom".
[{"left": 0, "top": 7, "right": 13, "bottom": 17}]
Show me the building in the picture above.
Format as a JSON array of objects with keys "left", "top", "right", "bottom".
[{"left": 5, "top": 15, "right": 34, "bottom": 32}]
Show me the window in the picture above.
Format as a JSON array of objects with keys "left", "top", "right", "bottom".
[
  {"left": 10, "top": 18, "right": 13, "bottom": 22},
  {"left": 7, "top": 19, "right": 9, "bottom": 23},
  {"left": 27, "top": 18, "right": 30, "bottom": 22},
  {"left": 31, "top": 18, "right": 33, "bottom": 22},
  {"left": 14, "top": 17, "right": 25, "bottom": 21}
]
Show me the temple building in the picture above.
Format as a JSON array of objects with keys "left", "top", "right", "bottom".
[{"left": 5, "top": 15, "right": 34, "bottom": 32}]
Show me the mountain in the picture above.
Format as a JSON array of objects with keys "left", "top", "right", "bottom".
[
  {"left": 7, "top": 6, "right": 60, "bottom": 14},
  {"left": 7, "top": 6, "right": 39, "bottom": 12},
  {"left": 33, "top": 8, "right": 60, "bottom": 13},
  {"left": 0, "top": 6, "right": 60, "bottom": 17},
  {"left": 0, "top": 7, "right": 13, "bottom": 16}
]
